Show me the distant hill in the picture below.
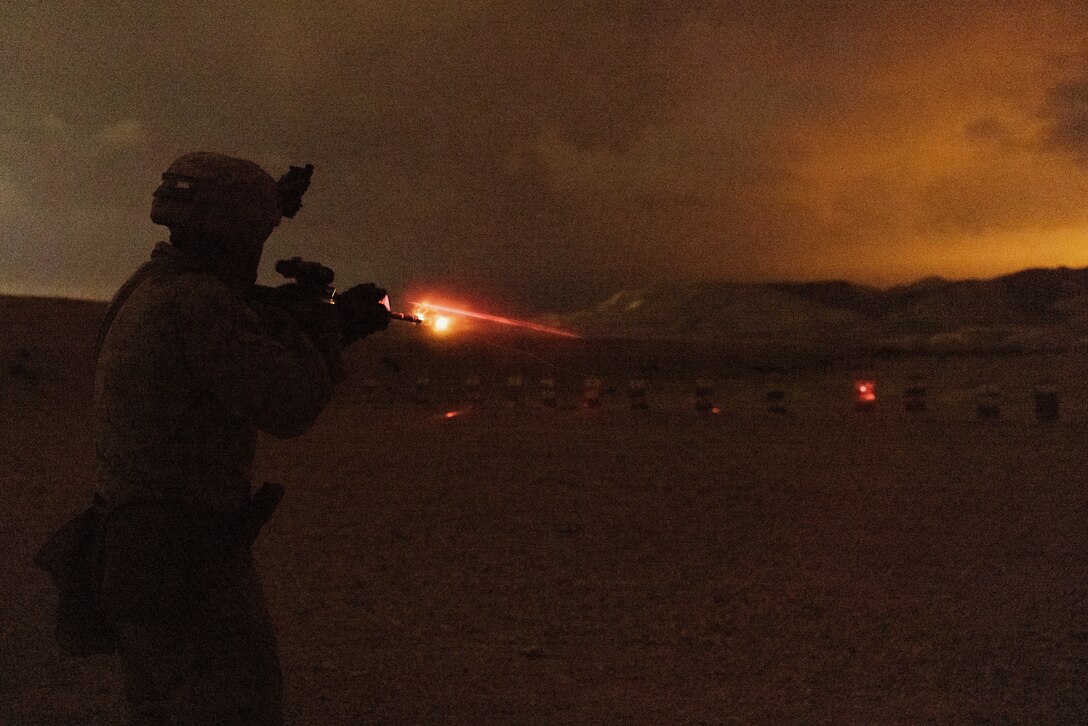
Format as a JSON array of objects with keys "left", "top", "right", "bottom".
[
  {"left": 556, "top": 267, "right": 1088, "bottom": 352},
  {"left": 9, "top": 266, "right": 1088, "bottom": 357}
]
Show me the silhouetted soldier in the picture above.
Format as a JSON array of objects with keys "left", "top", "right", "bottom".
[{"left": 87, "top": 152, "right": 389, "bottom": 724}]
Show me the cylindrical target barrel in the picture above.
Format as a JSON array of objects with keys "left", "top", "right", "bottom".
[{"left": 1033, "top": 385, "right": 1060, "bottom": 422}]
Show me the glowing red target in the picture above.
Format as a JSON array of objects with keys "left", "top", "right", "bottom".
[{"left": 854, "top": 379, "right": 876, "bottom": 409}]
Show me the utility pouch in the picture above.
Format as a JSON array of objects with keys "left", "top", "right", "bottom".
[
  {"left": 32, "top": 506, "right": 118, "bottom": 656},
  {"left": 94, "top": 499, "right": 245, "bottom": 623}
]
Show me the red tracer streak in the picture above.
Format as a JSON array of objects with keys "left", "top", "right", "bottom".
[{"left": 410, "top": 302, "right": 582, "bottom": 338}]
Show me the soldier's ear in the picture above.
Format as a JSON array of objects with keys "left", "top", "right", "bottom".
[{"left": 276, "top": 164, "right": 314, "bottom": 218}]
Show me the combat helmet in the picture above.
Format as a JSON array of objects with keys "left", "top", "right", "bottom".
[{"left": 151, "top": 151, "right": 312, "bottom": 281}]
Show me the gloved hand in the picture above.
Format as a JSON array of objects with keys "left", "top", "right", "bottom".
[{"left": 335, "top": 282, "right": 392, "bottom": 344}]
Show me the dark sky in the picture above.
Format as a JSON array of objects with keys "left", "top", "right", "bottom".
[{"left": 3, "top": 1, "right": 1088, "bottom": 311}]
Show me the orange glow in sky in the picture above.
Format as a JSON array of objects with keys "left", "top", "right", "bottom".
[{"left": 3, "top": 4, "right": 1088, "bottom": 306}]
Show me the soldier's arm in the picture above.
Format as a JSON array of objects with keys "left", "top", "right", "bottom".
[{"left": 172, "top": 274, "right": 333, "bottom": 438}]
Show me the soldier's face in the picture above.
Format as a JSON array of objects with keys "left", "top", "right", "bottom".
[
  {"left": 152, "top": 164, "right": 279, "bottom": 285},
  {"left": 150, "top": 173, "right": 204, "bottom": 229},
  {"left": 154, "top": 173, "right": 199, "bottom": 201}
]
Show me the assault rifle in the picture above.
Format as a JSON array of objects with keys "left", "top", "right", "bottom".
[{"left": 252, "top": 256, "right": 421, "bottom": 342}]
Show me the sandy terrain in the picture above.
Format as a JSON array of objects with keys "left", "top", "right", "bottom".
[{"left": 2, "top": 297, "right": 1087, "bottom": 724}]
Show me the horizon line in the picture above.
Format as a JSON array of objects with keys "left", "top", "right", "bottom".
[{"left": 5, "top": 262, "right": 1088, "bottom": 308}]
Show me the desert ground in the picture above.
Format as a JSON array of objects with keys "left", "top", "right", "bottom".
[{"left": 3, "top": 296, "right": 1088, "bottom": 724}]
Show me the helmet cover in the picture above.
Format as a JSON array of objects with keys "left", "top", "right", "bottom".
[{"left": 151, "top": 151, "right": 283, "bottom": 252}]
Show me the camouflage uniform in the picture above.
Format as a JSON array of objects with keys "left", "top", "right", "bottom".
[
  {"left": 95, "top": 242, "right": 331, "bottom": 510},
  {"left": 94, "top": 153, "right": 332, "bottom": 725}
]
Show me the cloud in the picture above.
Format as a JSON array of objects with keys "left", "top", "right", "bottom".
[
  {"left": 96, "top": 119, "right": 147, "bottom": 148},
  {"left": 3, "top": 1, "right": 1088, "bottom": 306},
  {"left": 964, "top": 117, "right": 1018, "bottom": 147},
  {"left": 1043, "top": 71, "right": 1088, "bottom": 160}
]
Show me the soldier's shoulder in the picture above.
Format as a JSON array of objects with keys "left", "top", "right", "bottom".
[
  {"left": 149, "top": 269, "right": 233, "bottom": 296},
  {"left": 139, "top": 270, "right": 246, "bottom": 320}
]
